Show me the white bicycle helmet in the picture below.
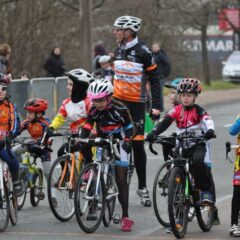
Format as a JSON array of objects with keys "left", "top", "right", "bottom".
[
  {"left": 66, "top": 68, "right": 94, "bottom": 84},
  {"left": 114, "top": 16, "right": 142, "bottom": 32},
  {"left": 88, "top": 79, "right": 113, "bottom": 99},
  {"left": 99, "top": 55, "right": 111, "bottom": 63}
]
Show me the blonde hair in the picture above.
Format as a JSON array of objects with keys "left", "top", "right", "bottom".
[{"left": 0, "top": 44, "right": 11, "bottom": 56}]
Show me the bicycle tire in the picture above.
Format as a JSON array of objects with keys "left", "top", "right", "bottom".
[
  {"left": 9, "top": 194, "right": 18, "bottom": 225},
  {"left": 17, "top": 191, "right": 27, "bottom": 211},
  {"left": 0, "top": 179, "right": 10, "bottom": 232},
  {"left": 18, "top": 166, "right": 28, "bottom": 210},
  {"left": 47, "top": 156, "right": 76, "bottom": 222},
  {"left": 75, "top": 163, "right": 106, "bottom": 233},
  {"left": 195, "top": 203, "right": 214, "bottom": 232},
  {"left": 30, "top": 168, "right": 43, "bottom": 207},
  {"left": 168, "top": 167, "right": 189, "bottom": 239},
  {"left": 103, "top": 170, "right": 116, "bottom": 227},
  {"left": 153, "top": 161, "right": 171, "bottom": 228}
]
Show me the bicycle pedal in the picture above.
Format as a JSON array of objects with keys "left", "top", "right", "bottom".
[
  {"left": 37, "top": 192, "right": 45, "bottom": 200},
  {"left": 113, "top": 213, "right": 120, "bottom": 224}
]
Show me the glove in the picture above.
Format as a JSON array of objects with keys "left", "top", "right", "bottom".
[
  {"left": 149, "top": 109, "right": 160, "bottom": 121},
  {"left": 122, "top": 138, "right": 132, "bottom": 153},
  {"left": 146, "top": 131, "right": 157, "bottom": 142},
  {"left": 45, "top": 127, "right": 54, "bottom": 138},
  {"left": 70, "top": 141, "right": 84, "bottom": 153},
  {"left": 27, "top": 145, "right": 44, "bottom": 156},
  {"left": 204, "top": 129, "right": 215, "bottom": 140}
]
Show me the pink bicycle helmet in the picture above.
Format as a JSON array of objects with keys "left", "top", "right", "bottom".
[{"left": 87, "top": 79, "right": 113, "bottom": 100}]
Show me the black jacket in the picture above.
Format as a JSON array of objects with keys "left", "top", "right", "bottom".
[
  {"left": 43, "top": 52, "right": 65, "bottom": 77},
  {"left": 153, "top": 49, "right": 171, "bottom": 79}
]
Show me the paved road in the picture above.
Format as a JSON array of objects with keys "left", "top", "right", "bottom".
[{"left": 1, "top": 101, "right": 238, "bottom": 239}]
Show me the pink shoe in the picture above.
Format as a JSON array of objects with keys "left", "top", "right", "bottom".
[
  {"left": 121, "top": 217, "right": 134, "bottom": 232},
  {"left": 82, "top": 171, "right": 91, "bottom": 181}
]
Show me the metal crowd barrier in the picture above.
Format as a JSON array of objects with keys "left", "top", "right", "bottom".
[{"left": 9, "top": 77, "right": 68, "bottom": 121}]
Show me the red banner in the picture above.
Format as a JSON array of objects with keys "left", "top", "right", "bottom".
[{"left": 218, "top": 8, "right": 240, "bottom": 31}]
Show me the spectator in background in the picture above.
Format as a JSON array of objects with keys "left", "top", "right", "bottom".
[
  {"left": 0, "top": 43, "right": 12, "bottom": 77},
  {"left": 92, "top": 43, "right": 107, "bottom": 71},
  {"left": 43, "top": 47, "right": 65, "bottom": 77},
  {"left": 93, "top": 55, "right": 114, "bottom": 82},
  {"left": 18, "top": 71, "right": 31, "bottom": 80},
  {"left": 151, "top": 42, "right": 171, "bottom": 112}
]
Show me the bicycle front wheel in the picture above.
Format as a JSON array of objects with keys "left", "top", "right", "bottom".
[
  {"left": 168, "top": 167, "right": 189, "bottom": 239},
  {"left": 75, "top": 163, "right": 105, "bottom": 233},
  {"left": 48, "top": 156, "right": 77, "bottom": 222},
  {"left": 153, "top": 161, "right": 171, "bottom": 228},
  {"left": 9, "top": 194, "right": 18, "bottom": 226},
  {"left": 0, "top": 180, "right": 10, "bottom": 232},
  {"left": 30, "top": 168, "right": 44, "bottom": 207}
]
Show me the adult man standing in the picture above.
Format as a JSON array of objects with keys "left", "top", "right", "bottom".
[
  {"left": 151, "top": 42, "right": 171, "bottom": 112},
  {"left": 113, "top": 16, "right": 161, "bottom": 207}
]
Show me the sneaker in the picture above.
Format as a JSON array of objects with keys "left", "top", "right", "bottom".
[
  {"left": 229, "top": 224, "right": 240, "bottom": 237},
  {"left": 83, "top": 170, "right": 91, "bottom": 181},
  {"left": 86, "top": 209, "right": 97, "bottom": 221},
  {"left": 13, "top": 180, "right": 23, "bottom": 197},
  {"left": 51, "top": 197, "right": 57, "bottom": 208},
  {"left": 137, "top": 188, "right": 152, "bottom": 207},
  {"left": 121, "top": 217, "right": 134, "bottom": 232},
  {"left": 201, "top": 191, "right": 213, "bottom": 204},
  {"left": 213, "top": 207, "right": 220, "bottom": 225},
  {"left": 165, "top": 227, "right": 172, "bottom": 234}
]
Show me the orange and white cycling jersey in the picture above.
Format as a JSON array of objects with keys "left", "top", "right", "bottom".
[{"left": 113, "top": 37, "right": 161, "bottom": 109}]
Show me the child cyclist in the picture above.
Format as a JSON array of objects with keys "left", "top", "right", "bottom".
[
  {"left": 12, "top": 98, "right": 51, "bottom": 197},
  {"left": 75, "top": 78, "right": 134, "bottom": 232},
  {"left": 46, "top": 69, "right": 93, "bottom": 162},
  {"left": 146, "top": 78, "right": 215, "bottom": 203},
  {"left": 228, "top": 116, "right": 240, "bottom": 236},
  {"left": 0, "top": 73, "right": 22, "bottom": 196}
]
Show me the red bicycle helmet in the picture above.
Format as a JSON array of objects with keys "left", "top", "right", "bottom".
[
  {"left": 24, "top": 98, "right": 48, "bottom": 112},
  {"left": 177, "top": 78, "right": 202, "bottom": 95}
]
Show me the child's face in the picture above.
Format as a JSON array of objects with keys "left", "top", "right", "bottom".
[
  {"left": 100, "top": 62, "right": 110, "bottom": 69},
  {"left": 67, "top": 79, "right": 73, "bottom": 97},
  {"left": 180, "top": 93, "right": 196, "bottom": 106},
  {"left": 26, "top": 111, "right": 36, "bottom": 121},
  {"left": 168, "top": 89, "right": 180, "bottom": 105},
  {"left": 0, "top": 85, "right": 7, "bottom": 101},
  {"left": 92, "top": 97, "right": 109, "bottom": 111}
]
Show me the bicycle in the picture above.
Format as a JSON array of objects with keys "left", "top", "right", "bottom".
[
  {"left": 155, "top": 132, "right": 215, "bottom": 239},
  {"left": 170, "top": 133, "right": 215, "bottom": 238},
  {"left": 47, "top": 131, "right": 84, "bottom": 222},
  {"left": 0, "top": 138, "right": 18, "bottom": 232},
  {"left": 13, "top": 137, "right": 50, "bottom": 210},
  {"left": 74, "top": 136, "right": 121, "bottom": 233},
  {"left": 149, "top": 134, "right": 196, "bottom": 229}
]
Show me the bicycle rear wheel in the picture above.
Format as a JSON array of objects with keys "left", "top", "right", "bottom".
[
  {"left": 153, "top": 161, "right": 171, "bottom": 228},
  {"left": 168, "top": 167, "right": 189, "bottom": 239},
  {"left": 195, "top": 203, "right": 214, "bottom": 232},
  {"left": 48, "top": 156, "right": 76, "bottom": 222},
  {"left": 0, "top": 180, "right": 10, "bottom": 232},
  {"left": 103, "top": 170, "right": 117, "bottom": 227},
  {"left": 75, "top": 163, "right": 105, "bottom": 233}
]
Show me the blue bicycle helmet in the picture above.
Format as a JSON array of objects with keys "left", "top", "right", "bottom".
[{"left": 164, "top": 78, "right": 183, "bottom": 90}]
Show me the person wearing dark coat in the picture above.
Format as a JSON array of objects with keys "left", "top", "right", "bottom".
[
  {"left": 43, "top": 47, "right": 65, "bottom": 77},
  {"left": 151, "top": 42, "right": 171, "bottom": 112}
]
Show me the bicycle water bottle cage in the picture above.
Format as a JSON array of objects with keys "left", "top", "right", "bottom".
[{"left": 174, "top": 157, "right": 186, "bottom": 166}]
